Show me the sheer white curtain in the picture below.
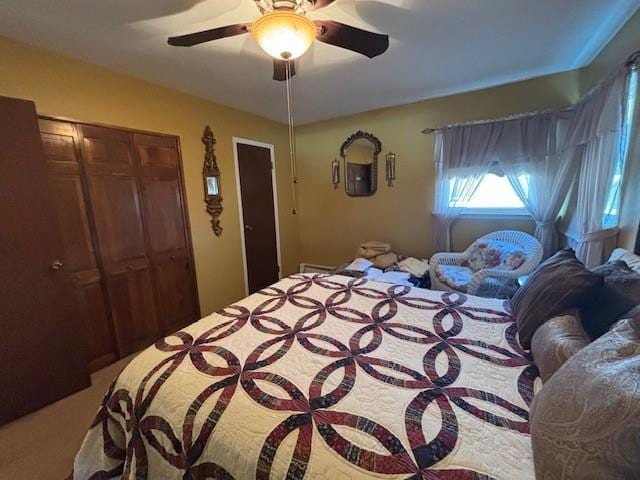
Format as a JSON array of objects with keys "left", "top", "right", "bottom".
[
  {"left": 497, "top": 113, "right": 579, "bottom": 258},
  {"left": 432, "top": 114, "right": 556, "bottom": 252},
  {"left": 560, "top": 69, "right": 631, "bottom": 267},
  {"left": 483, "top": 112, "right": 577, "bottom": 259},
  {"left": 502, "top": 154, "right": 578, "bottom": 259},
  {"left": 433, "top": 131, "right": 489, "bottom": 252},
  {"left": 431, "top": 63, "right": 633, "bottom": 259}
]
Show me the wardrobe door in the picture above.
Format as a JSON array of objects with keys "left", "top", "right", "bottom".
[
  {"left": 0, "top": 97, "right": 89, "bottom": 425},
  {"left": 79, "top": 125, "right": 160, "bottom": 355},
  {"left": 135, "top": 133, "right": 200, "bottom": 335},
  {"left": 39, "top": 119, "right": 118, "bottom": 371}
]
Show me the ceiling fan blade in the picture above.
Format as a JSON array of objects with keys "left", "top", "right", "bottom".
[
  {"left": 308, "top": 0, "right": 337, "bottom": 10},
  {"left": 273, "top": 59, "right": 297, "bottom": 82},
  {"left": 315, "top": 20, "right": 389, "bottom": 58},
  {"left": 168, "top": 23, "right": 251, "bottom": 47}
]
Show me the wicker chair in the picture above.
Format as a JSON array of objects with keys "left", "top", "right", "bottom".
[{"left": 429, "top": 230, "right": 543, "bottom": 297}]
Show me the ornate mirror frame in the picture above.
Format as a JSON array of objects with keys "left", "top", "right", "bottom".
[
  {"left": 203, "top": 125, "right": 223, "bottom": 236},
  {"left": 340, "top": 131, "right": 382, "bottom": 197}
]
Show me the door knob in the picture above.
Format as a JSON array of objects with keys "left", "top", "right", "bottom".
[
  {"left": 244, "top": 224, "right": 253, "bottom": 231},
  {"left": 50, "top": 259, "right": 64, "bottom": 271}
]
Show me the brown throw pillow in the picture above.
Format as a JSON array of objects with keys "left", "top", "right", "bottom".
[
  {"left": 581, "top": 260, "right": 640, "bottom": 339},
  {"left": 530, "top": 316, "right": 640, "bottom": 479},
  {"left": 530, "top": 312, "right": 591, "bottom": 383},
  {"left": 511, "top": 249, "right": 602, "bottom": 349}
]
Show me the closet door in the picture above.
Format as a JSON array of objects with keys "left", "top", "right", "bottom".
[
  {"left": 0, "top": 97, "right": 89, "bottom": 424},
  {"left": 135, "top": 134, "right": 199, "bottom": 334},
  {"left": 39, "top": 119, "right": 118, "bottom": 371},
  {"left": 79, "top": 125, "right": 160, "bottom": 355}
]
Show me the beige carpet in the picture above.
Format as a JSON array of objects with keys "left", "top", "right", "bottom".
[{"left": 0, "top": 355, "right": 135, "bottom": 480}]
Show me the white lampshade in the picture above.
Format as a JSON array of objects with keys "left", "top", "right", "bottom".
[{"left": 252, "top": 12, "right": 317, "bottom": 60}]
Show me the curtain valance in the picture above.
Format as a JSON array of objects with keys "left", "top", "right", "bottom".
[{"left": 437, "top": 112, "right": 556, "bottom": 170}]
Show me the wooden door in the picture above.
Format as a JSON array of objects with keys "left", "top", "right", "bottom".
[
  {"left": 134, "top": 133, "right": 199, "bottom": 335},
  {"left": 236, "top": 142, "right": 280, "bottom": 294},
  {"left": 39, "top": 119, "right": 118, "bottom": 372},
  {"left": 0, "top": 97, "right": 89, "bottom": 424},
  {"left": 79, "top": 125, "right": 160, "bottom": 355}
]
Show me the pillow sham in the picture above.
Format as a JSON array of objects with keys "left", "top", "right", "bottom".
[
  {"left": 581, "top": 260, "right": 640, "bottom": 339},
  {"left": 609, "top": 247, "right": 640, "bottom": 273},
  {"left": 511, "top": 248, "right": 602, "bottom": 349},
  {"left": 530, "top": 315, "right": 640, "bottom": 479},
  {"left": 530, "top": 312, "right": 591, "bottom": 383}
]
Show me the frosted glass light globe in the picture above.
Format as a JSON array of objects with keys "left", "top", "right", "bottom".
[{"left": 252, "top": 12, "right": 316, "bottom": 60}]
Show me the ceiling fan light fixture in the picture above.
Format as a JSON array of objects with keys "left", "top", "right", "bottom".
[{"left": 252, "top": 12, "right": 316, "bottom": 60}]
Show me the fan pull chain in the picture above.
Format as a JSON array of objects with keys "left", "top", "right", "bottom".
[{"left": 285, "top": 58, "right": 298, "bottom": 215}]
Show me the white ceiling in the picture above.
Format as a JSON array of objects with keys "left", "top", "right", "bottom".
[{"left": 1, "top": 0, "right": 638, "bottom": 124}]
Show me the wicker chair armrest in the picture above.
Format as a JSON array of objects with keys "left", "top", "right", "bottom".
[{"left": 429, "top": 252, "right": 467, "bottom": 267}]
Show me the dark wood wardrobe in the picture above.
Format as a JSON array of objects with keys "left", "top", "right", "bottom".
[
  {"left": 39, "top": 117, "right": 200, "bottom": 369},
  {"left": 1, "top": 95, "right": 199, "bottom": 424}
]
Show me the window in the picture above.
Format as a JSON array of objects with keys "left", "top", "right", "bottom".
[
  {"left": 450, "top": 173, "right": 529, "bottom": 215},
  {"left": 603, "top": 68, "right": 637, "bottom": 227}
]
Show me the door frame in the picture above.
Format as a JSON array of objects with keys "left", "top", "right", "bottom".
[{"left": 232, "top": 137, "right": 283, "bottom": 296}]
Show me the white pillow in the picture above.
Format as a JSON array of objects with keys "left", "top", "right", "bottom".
[
  {"left": 345, "top": 258, "right": 374, "bottom": 272},
  {"left": 609, "top": 248, "right": 640, "bottom": 273},
  {"left": 365, "top": 268, "right": 383, "bottom": 280},
  {"left": 374, "top": 271, "right": 412, "bottom": 286}
]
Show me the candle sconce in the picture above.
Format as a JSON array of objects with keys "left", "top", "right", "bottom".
[
  {"left": 385, "top": 152, "right": 396, "bottom": 187},
  {"left": 331, "top": 158, "right": 340, "bottom": 189}
]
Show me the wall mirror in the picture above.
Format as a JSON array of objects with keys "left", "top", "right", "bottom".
[{"left": 340, "top": 131, "right": 382, "bottom": 197}]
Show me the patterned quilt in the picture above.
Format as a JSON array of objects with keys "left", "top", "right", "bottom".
[{"left": 74, "top": 274, "right": 538, "bottom": 480}]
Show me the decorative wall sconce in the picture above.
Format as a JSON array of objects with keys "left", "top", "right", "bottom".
[
  {"left": 385, "top": 152, "right": 397, "bottom": 187},
  {"left": 331, "top": 158, "right": 340, "bottom": 189},
  {"left": 202, "top": 125, "right": 223, "bottom": 236}
]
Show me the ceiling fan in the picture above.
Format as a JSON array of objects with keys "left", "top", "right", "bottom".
[{"left": 168, "top": 0, "right": 390, "bottom": 81}]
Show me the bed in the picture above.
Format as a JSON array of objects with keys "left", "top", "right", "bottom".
[{"left": 74, "top": 274, "right": 538, "bottom": 479}]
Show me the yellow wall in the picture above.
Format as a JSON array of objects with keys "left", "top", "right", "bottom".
[
  {"left": 579, "top": 9, "right": 640, "bottom": 252},
  {"left": 296, "top": 9, "right": 640, "bottom": 267},
  {"left": 579, "top": 10, "right": 640, "bottom": 92},
  {"left": 2, "top": 6, "right": 638, "bottom": 312},
  {"left": 296, "top": 72, "right": 580, "bottom": 266},
  {"left": 0, "top": 35, "right": 298, "bottom": 315}
]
